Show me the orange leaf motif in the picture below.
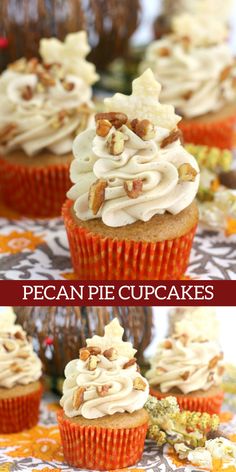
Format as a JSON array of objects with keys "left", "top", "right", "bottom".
[{"left": 0, "top": 231, "right": 44, "bottom": 254}]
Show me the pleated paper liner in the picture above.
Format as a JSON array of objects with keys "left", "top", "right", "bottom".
[
  {"left": 62, "top": 199, "right": 197, "bottom": 280},
  {"left": 150, "top": 388, "right": 224, "bottom": 415},
  {"left": 0, "top": 383, "right": 43, "bottom": 433},
  {"left": 57, "top": 411, "right": 148, "bottom": 470},
  {"left": 0, "top": 156, "right": 70, "bottom": 218},
  {"left": 179, "top": 114, "right": 236, "bottom": 150}
]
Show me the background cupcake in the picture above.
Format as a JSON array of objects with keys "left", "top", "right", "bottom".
[
  {"left": 58, "top": 318, "right": 149, "bottom": 470},
  {"left": 146, "top": 309, "right": 224, "bottom": 414},
  {"left": 0, "top": 31, "right": 98, "bottom": 217},
  {"left": 141, "top": 14, "right": 236, "bottom": 149},
  {"left": 0, "top": 307, "right": 43, "bottom": 433},
  {"left": 63, "top": 69, "right": 199, "bottom": 280}
]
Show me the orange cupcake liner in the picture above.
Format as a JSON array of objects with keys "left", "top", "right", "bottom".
[
  {"left": 0, "top": 383, "right": 43, "bottom": 433},
  {"left": 0, "top": 156, "right": 70, "bottom": 217},
  {"left": 150, "top": 388, "right": 224, "bottom": 415},
  {"left": 62, "top": 199, "right": 197, "bottom": 280},
  {"left": 57, "top": 411, "right": 148, "bottom": 470},
  {"left": 179, "top": 114, "right": 236, "bottom": 149}
]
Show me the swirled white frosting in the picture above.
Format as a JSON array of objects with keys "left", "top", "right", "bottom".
[
  {"left": 0, "top": 32, "right": 98, "bottom": 156},
  {"left": 0, "top": 308, "right": 42, "bottom": 388},
  {"left": 68, "top": 70, "right": 199, "bottom": 227},
  {"left": 146, "top": 336, "right": 224, "bottom": 394},
  {"left": 168, "top": 307, "right": 219, "bottom": 341},
  {"left": 60, "top": 319, "right": 149, "bottom": 419},
  {"left": 163, "top": 0, "right": 233, "bottom": 24},
  {"left": 140, "top": 15, "right": 236, "bottom": 118}
]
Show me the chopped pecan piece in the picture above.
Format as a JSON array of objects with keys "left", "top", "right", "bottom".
[
  {"left": 63, "top": 81, "right": 75, "bottom": 91},
  {"left": 18, "top": 351, "right": 29, "bottom": 359},
  {"left": 123, "top": 358, "right": 136, "bottom": 369},
  {"left": 156, "top": 367, "right": 166, "bottom": 375},
  {"left": 11, "top": 363, "right": 22, "bottom": 373},
  {"left": 160, "top": 129, "right": 182, "bottom": 148},
  {"left": 178, "top": 334, "right": 189, "bottom": 346},
  {"left": 21, "top": 85, "right": 33, "bottom": 101},
  {"left": 163, "top": 339, "right": 172, "bottom": 349},
  {"left": 14, "top": 331, "right": 24, "bottom": 341},
  {"left": 219, "top": 65, "right": 232, "bottom": 82},
  {"left": 95, "top": 112, "right": 128, "bottom": 129},
  {"left": 133, "top": 377, "right": 146, "bottom": 391},
  {"left": 88, "top": 179, "right": 107, "bottom": 215},
  {"left": 124, "top": 179, "right": 143, "bottom": 199},
  {"left": 181, "top": 371, "right": 190, "bottom": 381},
  {"left": 131, "top": 119, "right": 156, "bottom": 141},
  {"left": 106, "top": 131, "right": 126, "bottom": 155},
  {"left": 97, "top": 385, "right": 110, "bottom": 396},
  {"left": 79, "top": 348, "right": 91, "bottom": 361},
  {"left": 208, "top": 356, "right": 219, "bottom": 369},
  {"left": 103, "top": 347, "right": 118, "bottom": 361},
  {"left": 3, "top": 340, "right": 15, "bottom": 352},
  {"left": 37, "top": 70, "right": 56, "bottom": 87},
  {"left": 87, "top": 346, "right": 102, "bottom": 355},
  {"left": 178, "top": 163, "right": 198, "bottom": 182},
  {"left": 0, "top": 123, "right": 18, "bottom": 144},
  {"left": 26, "top": 57, "right": 39, "bottom": 73},
  {"left": 73, "top": 386, "right": 85, "bottom": 409},
  {"left": 182, "top": 90, "right": 193, "bottom": 100},
  {"left": 96, "top": 119, "right": 112, "bottom": 137},
  {"left": 159, "top": 47, "right": 170, "bottom": 57},
  {"left": 180, "top": 36, "right": 191, "bottom": 51},
  {"left": 208, "top": 372, "right": 214, "bottom": 383},
  {"left": 87, "top": 355, "right": 98, "bottom": 371},
  {"left": 218, "top": 366, "right": 225, "bottom": 376}
]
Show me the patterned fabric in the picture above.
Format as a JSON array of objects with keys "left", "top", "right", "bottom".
[
  {"left": 0, "top": 393, "right": 235, "bottom": 471},
  {"left": 0, "top": 198, "right": 235, "bottom": 280}
]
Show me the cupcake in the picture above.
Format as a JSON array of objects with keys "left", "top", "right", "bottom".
[
  {"left": 63, "top": 69, "right": 200, "bottom": 280},
  {"left": 141, "top": 14, "right": 236, "bottom": 149},
  {"left": 58, "top": 318, "right": 149, "bottom": 470},
  {"left": 0, "top": 31, "right": 98, "bottom": 217},
  {"left": 0, "top": 307, "right": 43, "bottom": 433},
  {"left": 146, "top": 312, "right": 224, "bottom": 414}
]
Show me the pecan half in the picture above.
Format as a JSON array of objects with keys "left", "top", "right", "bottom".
[
  {"left": 124, "top": 179, "right": 143, "bottom": 199},
  {"left": 96, "top": 384, "right": 110, "bottom": 396},
  {"left": 208, "top": 356, "right": 219, "bottom": 370},
  {"left": 131, "top": 119, "right": 156, "bottom": 141},
  {"left": 21, "top": 85, "right": 33, "bottom": 101},
  {"left": 87, "top": 355, "right": 98, "bottom": 371},
  {"left": 95, "top": 112, "right": 128, "bottom": 129},
  {"left": 178, "top": 163, "right": 198, "bottom": 182},
  {"left": 160, "top": 129, "right": 182, "bottom": 148},
  {"left": 79, "top": 348, "right": 91, "bottom": 361},
  {"left": 96, "top": 119, "right": 112, "bottom": 137},
  {"left": 3, "top": 340, "right": 15, "bottom": 352},
  {"left": 218, "top": 366, "right": 225, "bottom": 376},
  {"left": 133, "top": 377, "right": 146, "bottom": 391},
  {"left": 88, "top": 179, "right": 107, "bottom": 215},
  {"left": 103, "top": 347, "right": 118, "bottom": 361},
  {"left": 181, "top": 371, "right": 190, "bottom": 381},
  {"left": 73, "top": 386, "right": 85, "bottom": 409},
  {"left": 219, "top": 65, "right": 232, "bottom": 82},
  {"left": 123, "top": 358, "right": 136, "bottom": 369},
  {"left": 106, "top": 131, "right": 126, "bottom": 155}
]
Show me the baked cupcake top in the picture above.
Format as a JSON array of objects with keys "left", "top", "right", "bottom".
[
  {"left": 0, "top": 307, "right": 42, "bottom": 388},
  {"left": 140, "top": 14, "right": 236, "bottom": 118},
  {"left": 60, "top": 318, "right": 149, "bottom": 419},
  {"left": 146, "top": 321, "right": 224, "bottom": 394},
  {"left": 0, "top": 31, "right": 98, "bottom": 156},
  {"left": 68, "top": 69, "right": 199, "bottom": 227}
]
